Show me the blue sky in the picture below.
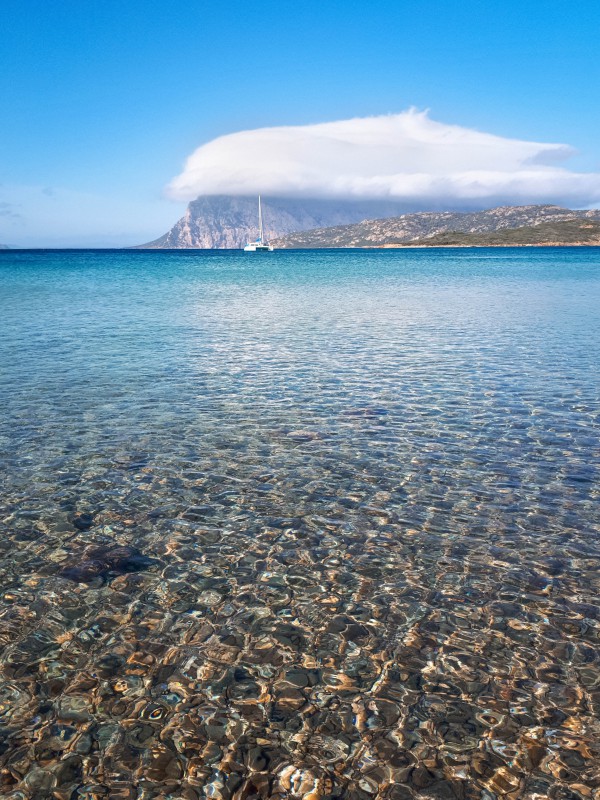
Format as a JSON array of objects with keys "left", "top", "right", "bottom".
[{"left": 1, "top": 0, "right": 599, "bottom": 246}]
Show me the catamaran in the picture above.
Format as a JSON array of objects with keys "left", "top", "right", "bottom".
[{"left": 243, "top": 196, "right": 274, "bottom": 252}]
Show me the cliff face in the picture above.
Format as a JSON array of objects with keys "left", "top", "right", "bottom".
[
  {"left": 272, "top": 205, "right": 600, "bottom": 248},
  {"left": 140, "top": 199, "right": 600, "bottom": 249},
  {"left": 138, "top": 196, "right": 414, "bottom": 249}
]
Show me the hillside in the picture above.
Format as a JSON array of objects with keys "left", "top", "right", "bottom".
[
  {"left": 387, "top": 220, "right": 600, "bottom": 247},
  {"left": 137, "top": 195, "right": 412, "bottom": 249},
  {"left": 272, "top": 205, "right": 600, "bottom": 248}
]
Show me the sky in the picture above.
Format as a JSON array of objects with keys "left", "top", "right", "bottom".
[{"left": 1, "top": 0, "right": 600, "bottom": 247}]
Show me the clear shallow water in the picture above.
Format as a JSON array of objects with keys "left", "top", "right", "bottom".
[{"left": 0, "top": 248, "right": 599, "bottom": 799}]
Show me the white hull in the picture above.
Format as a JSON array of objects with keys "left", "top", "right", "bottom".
[{"left": 244, "top": 242, "right": 274, "bottom": 252}]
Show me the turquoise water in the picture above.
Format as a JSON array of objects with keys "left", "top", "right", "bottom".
[{"left": 0, "top": 248, "right": 599, "bottom": 799}]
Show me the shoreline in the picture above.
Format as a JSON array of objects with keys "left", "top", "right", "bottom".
[{"left": 376, "top": 241, "right": 600, "bottom": 249}]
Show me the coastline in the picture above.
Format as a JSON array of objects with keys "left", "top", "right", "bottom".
[{"left": 376, "top": 241, "right": 600, "bottom": 249}]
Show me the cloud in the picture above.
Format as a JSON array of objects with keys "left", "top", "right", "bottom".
[
  {"left": 167, "top": 109, "right": 600, "bottom": 208},
  {"left": 0, "top": 201, "right": 21, "bottom": 219}
]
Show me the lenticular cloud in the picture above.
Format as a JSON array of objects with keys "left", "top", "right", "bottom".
[{"left": 167, "top": 109, "right": 600, "bottom": 208}]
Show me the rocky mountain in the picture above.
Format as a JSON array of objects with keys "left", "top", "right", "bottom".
[
  {"left": 138, "top": 195, "right": 417, "bottom": 249},
  {"left": 272, "top": 205, "right": 600, "bottom": 248},
  {"left": 385, "top": 220, "right": 600, "bottom": 247}
]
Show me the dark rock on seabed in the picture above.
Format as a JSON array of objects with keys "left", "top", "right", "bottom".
[{"left": 59, "top": 544, "right": 157, "bottom": 583}]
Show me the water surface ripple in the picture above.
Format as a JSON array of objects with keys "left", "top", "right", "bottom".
[{"left": 0, "top": 248, "right": 599, "bottom": 799}]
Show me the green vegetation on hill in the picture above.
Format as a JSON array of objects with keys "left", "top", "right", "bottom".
[
  {"left": 273, "top": 205, "right": 600, "bottom": 248},
  {"left": 402, "top": 220, "right": 600, "bottom": 247}
]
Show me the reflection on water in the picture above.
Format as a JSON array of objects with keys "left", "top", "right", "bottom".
[{"left": 0, "top": 248, "right": 599, "bottom": 799}]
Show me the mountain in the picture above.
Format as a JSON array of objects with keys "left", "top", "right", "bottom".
[
  {"left": 138, "top": 195, "right": 420, "bottom": 249},
  {"left": 272, "top": 205, "right": 600, "bottom": 248},
  {"left": 0, "top": 244, "right": 10, "bottom": 250},
  {"left": 139, "top": 200, "right": 600, "bottom": 250},
  {"left": 385, "top": 220, "right": 600, "bottom": 247}
]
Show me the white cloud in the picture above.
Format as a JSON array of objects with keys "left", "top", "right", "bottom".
[{"left": 167, "top": 109, "right": 600, "bottom": 208}]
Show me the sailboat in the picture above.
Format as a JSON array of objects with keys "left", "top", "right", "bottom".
[{"left": 243, "top": 196, "right": 274, "bottom": 252}]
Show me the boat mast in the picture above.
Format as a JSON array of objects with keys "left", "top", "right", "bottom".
[{"left": 258, "top": 195, "right": 263, "bottom": 243}]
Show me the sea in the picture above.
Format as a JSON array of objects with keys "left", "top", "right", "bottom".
[{"left": 0, "top": 248, "right": 599, "bottom": 799}]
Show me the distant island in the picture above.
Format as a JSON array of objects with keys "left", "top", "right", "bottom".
[
  {"left": 137, "top": 196, "right": 412, "bottom": 249},
  {"left": 139, "top": 199, "right": 600, "bottom": 250},
  {"left": 272, "top": 205, "right": 600, "bottom": 249},
  {"left": 0, "top": 244, "right": 10, "bottom": 250},
  {"left": 378, "top": 220, "right": 600, "bottom": 248}
]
